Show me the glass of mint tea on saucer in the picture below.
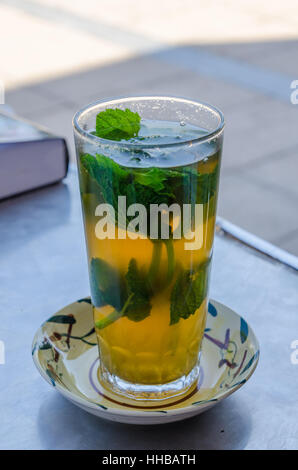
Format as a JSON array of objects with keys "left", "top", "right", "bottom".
[{"left": 73, "top": 96, "right": 224, "bottom": 401}]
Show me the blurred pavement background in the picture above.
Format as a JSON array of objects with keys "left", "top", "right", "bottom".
[{"left": 1, "top": 0, "right": 298, "bottom": 255}]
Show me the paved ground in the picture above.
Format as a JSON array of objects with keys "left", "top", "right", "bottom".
[{"left": 1, "top": 0, "right": 298, "bottom": 255}]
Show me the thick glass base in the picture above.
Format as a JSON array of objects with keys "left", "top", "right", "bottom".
[{"left": 98, "top": 360, "right": 200, "bottom": 402}]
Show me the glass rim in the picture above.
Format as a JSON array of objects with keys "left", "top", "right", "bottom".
[{"left": 73, "top": 95, "right": 225, "bottom": 149}]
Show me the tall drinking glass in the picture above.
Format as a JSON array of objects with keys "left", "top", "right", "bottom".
[{"left": 73, "top": 96, "right": 224, "bottom": 401}]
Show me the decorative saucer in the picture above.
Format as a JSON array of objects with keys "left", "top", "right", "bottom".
[{"left": 32, "top": 298, "right": 259, "bottom": 424}]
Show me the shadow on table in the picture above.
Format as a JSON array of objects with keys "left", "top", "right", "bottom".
[{"left": 37, "top": 393, "right": 252, "bottom": 450}]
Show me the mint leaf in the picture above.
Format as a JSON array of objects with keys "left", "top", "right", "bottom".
[
  {"left": 80, "top": 153, "right": 102, "bottom": 196},
  {"left": 95, "top": 108, "right": 141, "bottom": 141},
  {"left": 90, "top": 257, "right": 126, "bottom": 310},
  {"left": 134, "top": 168, "right": 168, "bottom": 192},
  {"left": 125, "top": 258, "right": 151, "bottom": 322},
  {"left": 80, "top": 153, "right": 129, "bottom": 225},
  {"left": 170, "top": 261, "right": 210, "bottom": 325},
  {"left": 92, "top": 257, "right": 151, "bottom": 329}
]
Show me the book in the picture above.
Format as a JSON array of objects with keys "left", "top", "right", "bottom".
[{"left": 0, "top": 110, "right": 69, "bottom": 200}]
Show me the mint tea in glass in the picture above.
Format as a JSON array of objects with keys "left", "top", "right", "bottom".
[{"left": 73, "top": 96, "right": 224, "bottom": 401}]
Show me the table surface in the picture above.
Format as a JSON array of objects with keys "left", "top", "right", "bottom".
[{"left": 0, "top": 169, "right": 297, "bottom": 450}]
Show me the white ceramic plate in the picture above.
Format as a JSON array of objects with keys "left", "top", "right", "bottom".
[{"left": 32, "top": 298, "right": 259, "bottom": 424}]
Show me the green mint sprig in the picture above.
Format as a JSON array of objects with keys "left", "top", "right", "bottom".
[
  {"left": 90, "top": 257, "right": 126, "bottom": 311},
  {"left": 170, "top": 260, "right": 210, "bottom": 325},
  {"left": 80, "top": 107, "right": 217, "bottom": 329},
  {"left": 96, "top": 108, "right": 141, "bottom": 141},
  {"left": 93, "top": 257, "right": 151, "bottom": 328}
]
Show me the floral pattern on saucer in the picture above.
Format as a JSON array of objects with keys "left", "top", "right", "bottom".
[{"left": 32, "top": 298, "right": 259, "bottom": 424}]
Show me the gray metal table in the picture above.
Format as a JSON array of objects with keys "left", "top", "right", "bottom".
[{"left": 0, "top": 169, "right": 297, "bottom": 450}]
